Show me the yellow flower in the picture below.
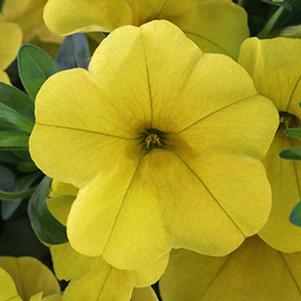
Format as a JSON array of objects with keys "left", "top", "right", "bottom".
[
  {"left": 44, "top": 0, "right": 249, "bottom": 59},
  {"left": 159, "top": 236, "right": 301, "bottom": 301},
  {"left": 238, "top": 37, "right": 301, "bottom": 253},
  {"left": 0, "top": 14, "right": 22, "bottom": 84},
  {"left": 47, "top": 181, "right": 166, "bottom": 301},
  {"left": 30, "top": 21, "right": 278, "bottom": 270},
  {"left": 2, "top": 0, "right": 61, "bottom": 44},
  {"left": 0, "top": 256, "right": 61, "bottom": 301}
]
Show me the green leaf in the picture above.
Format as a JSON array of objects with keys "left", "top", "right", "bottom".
[
  {"left": 0, "top": 102, "right": 34, "bottom": 133},
  {"left": 56, "top": 33, "right": 90, "bottom": 70},
  {"left": 0, "top": 83, "right": 34, "bottom": 121},
  {"left": 0, "top": 151, "right": 22, "bottom": 164},
  {"left": 17, "top": 161, "right": 38, "bottom": 173},
  {"left": 279, "top": 148, "right": 301, "bottom": 160},
  {"left": 0, "top": 187, "right": 36, "bottom": 201},
  {"left": 258, "top": 0, "right": 301, "bottom": 38},
  {"left": 18, "top": 44, "right": 60, "bottom": 100},
  {"left": 0, "top": 131, "right": 29, "bottom": 149},
  {"left": 1, "top": 172, "right": 41, "bottom": 220},
  {"left": 0, "top": 164, "right": 15, "bottom": 191},
  {"left": 284, "top": 128, "right": 301, "bottom": 139},
  {"left": 28, "top": 177, "right": 68, "bottom": 244},
  {"left": 0, "top": 83, "right": 34, "bottom": 132},
  {"left": 290, "top": 201, "right": 301, "bottom": 226},
  {"left": 12, "top": 149, "right": 31, "bottom": 161},
  {"left": 261, "top": 0, "right": 292, "bottom": 10}
]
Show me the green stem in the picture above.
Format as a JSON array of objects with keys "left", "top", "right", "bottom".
[
  {"left": 258, "top": 6, "right": 284, "bottom": 38},
  {"left": 0, "top": 187, "right": 36, "bottom": 201}
]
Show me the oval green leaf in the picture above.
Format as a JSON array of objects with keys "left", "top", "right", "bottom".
[
  {"left": 28, "top": 177, "right": 68, "bottom": 244},
  {"left": 290, "top": 201, "right": 301, "bottom": 227},
  {"left": 56, "top": 33, "right": 90, "bottom": 70},
  {"left": 0, "top": 102, "right": 33, "bottom": 133},
  {"left": 284, "top": 128, "right": 301, "bottom": 140},
  {"left": 1, "top": 172, "right": 41, "bottom": 220},
  {"left": 0, "top": 82, "right": 34, "bottom": 121},
  {"left": 0, "top": 131, "right": 29, "bottom": 149},
  {"left": 279, "top": 148, "right": 301, "bottom": 160},
  {"left": 18, "top": 44, "right": 60, "bottom": 100}
]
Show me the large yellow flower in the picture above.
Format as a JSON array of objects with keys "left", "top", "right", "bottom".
[
  {"left": 0, "top": 256, "right": 61, "bottom": 301},
  {"left": 30, "top": 21, "right": 278, "bottom": 270},
  {"left": 47, "top": 181, "right": 168, "bottom": 301},
  {"left": 0, "top": 14, "right": 22, "bottom": 84},
  {"left": 2, "top": 0, "right": 61, "bottom": 45},
  {"left": 159, "top": 236, "right": 301, "bottom": 301},
  {"left": 238, "top": 38, "right": 301, "bottom": 253},
  {"left": 44, "top": 0, "right": 248, "bottom": 59}
]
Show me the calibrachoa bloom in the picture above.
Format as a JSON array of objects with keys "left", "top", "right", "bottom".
[
  {"left": 30, "top": 21, "right": 278, "bottom": 270},
  {"left": 52, "top": 243, "right": 166, "bottom": 301},
  {"left": 0, "top": 256, "right": 61, "bottom": 301},
  {"left": 0, "top": 14, "right": 22, "bottom": 84},
  {"left": 2, "top": 0, "right": 61, "bottom": 45},
  {"left": 44, "top": 0, "right": 248, "bottom": 59},
  {"left": 47, "top": 181, "right": 168, "bottom": 301},
  {"left": 159, "top": 236, "right": 301, "bottom": 301},
  {"left": 238, "top": 38, "right": 301, "bottom": 252}
]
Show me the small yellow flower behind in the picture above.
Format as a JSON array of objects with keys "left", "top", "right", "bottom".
[
  {"left": 30, "top": 20, "right": 278, "bottom": 270},
  {"left": 0, "top": 14, "right": 22, "bottom": 84},
  {"left": 0, "top": 256, "right": 61, "bottom": 301},
  {"left": 51, "top": 243, "right": 167, "bottom": 301},
  {"left": 47, "top": 181, "right": 167, "bottom": 301},
  {"left": 2, "top": 0, "right": 60, "bottom": 44},
  {"left": 44, "top": 0, "right": 249, "bottom": 59},
  {"left": 239, "top": 37, "right": 301, "bottom": 253},
  {"left": 160, "top": 236, "right": 301, "bottom": 301}
]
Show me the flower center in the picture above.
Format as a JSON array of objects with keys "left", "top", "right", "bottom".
[
  {"left": 279, "top": 111, "right": 299, "bottom": 131},
  {"left": 140, "top": 128, "right": 165, "bottom": 151}
]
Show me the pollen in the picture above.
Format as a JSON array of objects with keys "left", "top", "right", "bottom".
[{"left": 145, "top": 133, "right": 162, "bottom": 150}]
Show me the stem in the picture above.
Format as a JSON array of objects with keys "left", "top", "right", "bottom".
[{"left": 258, "top": 6, "right": 284, "bottom": 38}]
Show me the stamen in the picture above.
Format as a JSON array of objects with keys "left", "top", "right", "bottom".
[{"left": 145, "top": 133, "right": 162, "bottom": 150}]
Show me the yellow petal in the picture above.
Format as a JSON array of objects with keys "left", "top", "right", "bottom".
[
  {"left": 67, "top": 152, "right": 170, "bottom": 269},
  {"left": 47, "top": 181, "right": 77, "bottom": 225},
  {"left": 29, "top": 292, "right": 44, "bottom": 301},
  {"left": 90, "top": 21, "right": 255, "bottom": 134},
  {"left": 259, "top": 133, "right": 301, "bottom": 252},
  {"left": 160, "top": 236, "right": 301, "bottom": 301},
  {"left": 47, "top": 195, "right": 74, "bottom": 225},
  {"left": 30, "top": 68, "right": 142, "bottom": 187},
  {"left": 42, "top": 296, "right": 62, "bottom": 301},
  {"left": 0, "top": 267, "right": 22, "bottom": 301},
  {"left": 51, "top": 242, "right": 167, "bottom": 298},
  {"left": 238, "top": 37, "right": 301, "bottom": 113},
  {"left": 161, "top": 0, "right": 248, "bottom": 58},
  {"left": 131, "top": 288, "right": 158, "bottom": 301},
  {"left": 139, "top": 21, "right": 256, "bottom": 133},
  {"left": 147, "top": 150, "right": 271, "bottom": 256},
  {"left": 0, "top": 70, "right": 10, "bottom": 84},
  {"left": 44, "top": 0, "right": 248, "bottom": 58},
  {"left": 239, "top": 37, "right": 301, "bottom": 252},
  {"left": 0, "top": 16, "right": 22, "bottom": 69},
  {"left": 0, "top": 257, "right": 60, "bottom": 300},
  {"left": 170, "top": 95, "right": 278, "bottom": 160},
  {"left": 133, "top": 253, "right": 169, "bottom": 287},
  {"left": 64, "top": 259, "right": 134, "bottom": 301},
  {"left": 50, "top": 243, "right": 98, "bottom": 281},
  {"left": 3, "top": 0, "right": 59, "bottom": 43},
  {"left": 50, "top": 181, "right": 78, "bottom": 197},
  {"left": 42, "top": 295, "right": 63, "bottom": 301},
  {"left": 30, "top": 293, "right": 62, "bottom": 301}
]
